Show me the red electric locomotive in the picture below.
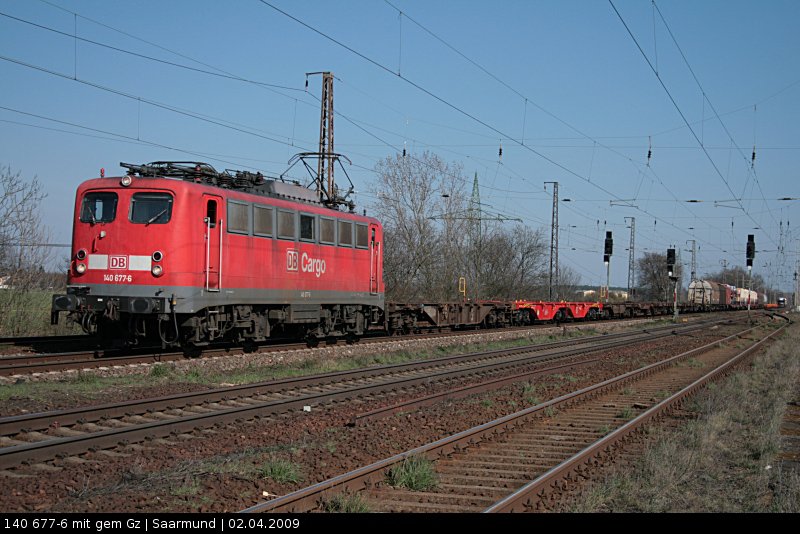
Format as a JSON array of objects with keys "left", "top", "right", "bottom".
[{"left": 51, "top": 162, "right": 384, "bottom": 349}]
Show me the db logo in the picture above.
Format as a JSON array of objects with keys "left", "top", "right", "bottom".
[
  {"left": 110, "top": 255, "right": 128, "bottom": 269},
  {"left": 286, "top": 249, "right": 299, "bottom": 272}
]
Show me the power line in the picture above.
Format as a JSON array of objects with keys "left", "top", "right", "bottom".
[
  {"left": 608, "top": 0, "right": 778, "bottom": 249},
  {"left": 0, "top": 10, "right": 304, "bottom": 93},
  {"left": 651, "top": 0, "right": 780, "bottom": 232},
  {"left": 259, "top": 0, "right": 734, "bottom": 255},
  {"left": 0, "top": 54, "right": 310, "bottom": 149},
  {"left": 27, "top": 0, "right": 766, "bottom": 251}
]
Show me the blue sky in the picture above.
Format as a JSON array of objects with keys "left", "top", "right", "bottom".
[{"left": 1, "top": 0, "right": 798, "bottom": 293}]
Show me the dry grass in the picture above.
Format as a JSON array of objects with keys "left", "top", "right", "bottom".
[{"left": 568, "top": 322, "right": 800, "bottom": 512}]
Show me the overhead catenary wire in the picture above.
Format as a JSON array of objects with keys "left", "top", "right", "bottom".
[
  {"left": 27, "top": 0, "right": 782, "bottom": 252},
  {"left": 258, "top": 0, "right": 743, "bottom": 258},
  {"left": 3, "top": 2, "right": 792, "bottom": 292}
]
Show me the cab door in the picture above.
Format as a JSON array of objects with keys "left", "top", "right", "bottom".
[
  {"left": 203, "top": 194, "right": 223, "bottom": 291},
  {"left": 369, "top": 224, "right": 380, "bottom": 295}
]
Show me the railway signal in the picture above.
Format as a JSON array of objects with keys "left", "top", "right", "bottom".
[
  {"left": 667, "top": 248, "right": 676, "bottom": 279},
  {"left": 746, "top": 234, "right": 755, "bottom": 268},
  {"left": 603, "top": 231, "right": 612, "bottom": 302},
  {"left": 667, "top": 247, "right": 677, "bottom": 321},
  {"left": 603, "top": 231, "right": 613, "bottom": 264}
]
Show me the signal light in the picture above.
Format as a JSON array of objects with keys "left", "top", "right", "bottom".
[
  {"left": 604, "top": 231, "right": 613, "bottom": 256},
  {"left": 667, "top": 248, "right": 675, "bottom": 277},
  {"left": 746, "top": 234, "right": 755, "bottom": 257}
]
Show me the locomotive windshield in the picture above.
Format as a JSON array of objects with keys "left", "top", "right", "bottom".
[
  {"left": 130, "top": 192, "right": 173, "bottom": 224},
  {"left": 80, "top": 192, "right": 118, "bottom": 224}
]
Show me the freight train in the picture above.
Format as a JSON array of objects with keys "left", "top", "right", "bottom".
[
  {"left": 687, "top": 279, "right": 767, "bottom": 311},
  {"left": 51, "top": 162, "right": 755, "bottom": 352}
]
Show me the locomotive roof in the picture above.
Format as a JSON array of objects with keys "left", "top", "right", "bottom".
[{"left": 120, "top": 161, "right": 343, "bottom": 210}]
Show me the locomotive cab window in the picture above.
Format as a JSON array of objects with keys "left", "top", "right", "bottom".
[
  {"left": 300, "top": 214, "right": 315, "bottom": 242},
  {"left": 227, "top": 200, "right": 249, "bottom": 234},
  {"left": 80, "top": 192, "right": 118, "bottom": 224},
  {"left": 130, "top": 192, "right": 172, "bottom": 224}
]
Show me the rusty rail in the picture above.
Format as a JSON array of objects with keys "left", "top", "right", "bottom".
[{"left": 241, "top": 323, "right": 772, "bottom": 513}]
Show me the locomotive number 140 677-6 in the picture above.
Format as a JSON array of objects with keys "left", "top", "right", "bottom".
[{"left": 103, "top": 274, "right": 133, "bottom": 283}]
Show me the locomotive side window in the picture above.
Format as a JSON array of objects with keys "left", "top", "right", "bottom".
[
  {"left": 355, "top": 223, "right": 369, "bottom": 249},
  {"left": 254, "top": 205, "right": 273, "bottom": 237},
  {"left": 206, "top": 200, "right": 217, "bottom": 228},
  {"left": 80, "top": 192, "right": 118, "bottom": 223},
  {"left": 320, "top": 217, "right": 335, "bottom": 245},
  {"left": 227, "top": 200, "right": 249, "bottom": 234},
  {"left": 130, "top": 192, "right": 172, "bottom": 224},
  {"left": 278, "top": 210, "right": 296, "bottom": 240},
  {"left": 338, "top": 220, "right": 353, "bottom": 247},
  {"left": 300, "top": 214, "right": 315, "bottom": 242}
]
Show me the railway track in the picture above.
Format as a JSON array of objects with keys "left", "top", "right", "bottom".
[
  {"left": 241, "top": 320, "right": 784, "bottom": 513},
  {"left": 0, "top": 314, "right": 722, "bottom": 377},
  {"left": 0, "top": 318, "right": 728, "bottom": 471}
]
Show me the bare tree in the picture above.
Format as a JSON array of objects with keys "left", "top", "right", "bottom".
[
  {"left": 371, "top": 151, "right": 555, "bottom": 303},
  {"left": 371, "top": 152, "right": 468, "bottom": 301},
  {"left": 702, "top": 266, "right": 767, "bottom": 293},
  {"left": 473, "top": 225, "right": 548, "bottom": 299},
  {"left": 636, "top": 251, "right": 683, "bottom": 302},
  {"left": 0, "top": 165, "right": 61, "bottom": 335},
  {"left": 555, "top": 264, "right": 582, "bottom": 300}
]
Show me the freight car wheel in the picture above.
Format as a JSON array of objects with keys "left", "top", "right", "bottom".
[
  {"left": 182, "top": 344, "right": 202, "bottom": 358},
  {"left": 305, "top": 335, "right": 320, "bottom": 348}
]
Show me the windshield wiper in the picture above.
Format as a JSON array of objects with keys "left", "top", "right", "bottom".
[
  {"left": 85, "top": 209, "right": 97, "bottom": 225},
  {"left": 145, "top": 208, "right": 168, "bottom": 225}
]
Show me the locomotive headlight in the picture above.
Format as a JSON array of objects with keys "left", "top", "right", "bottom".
[
  {"left": 75, "top": 263, "right": 87, "bottom": 274},
  {"left": 152, "top": 251, "right": 163, "bottom": 262},
  {"left": 151, "top": 264, "right": 163, "bottom": 277},
  {"left": 76, "top": 248, "right": 87, "bottom": 260},
  {"left": 120, "top": 175, "right": 133, "bottom": 187}
]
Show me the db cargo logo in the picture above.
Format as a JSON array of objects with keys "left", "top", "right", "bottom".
[
  {"left": 286, "top": 249, "right": 299, "bottom": 272},
  {"left": 286, "top": 249, "right": 326, "bottom": 277},
  {"left": 109, "top": 255, "right": 128, "bottom": 269}
]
